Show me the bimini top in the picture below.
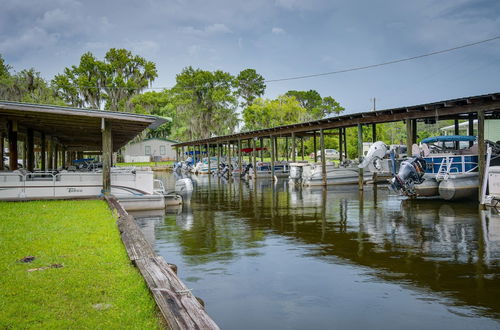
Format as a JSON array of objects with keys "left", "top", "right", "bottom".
[{"left": 421, "top": 135, "right": 476, "bottom": 144}]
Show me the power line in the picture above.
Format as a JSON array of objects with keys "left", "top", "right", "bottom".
[
  {"left": 264, "top": 35, "right": 500, "bottom": 82},
  {"left": 52, "top": 35, "right": 500, "bottom": 90}
]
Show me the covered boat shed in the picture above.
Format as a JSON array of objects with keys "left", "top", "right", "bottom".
[
  {"left": 173, "top": 92, "right": 500, "bottom": 200},
  {"left": 0, "top": 101, "right": 165, "bottom": 194}
]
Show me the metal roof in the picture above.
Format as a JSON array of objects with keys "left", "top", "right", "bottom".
[
  {"left": 0, "top": 101, "right": 167, "bottom": 151},
  {"left": 174, "top": 91, "right": 500, "bottom": 147}
]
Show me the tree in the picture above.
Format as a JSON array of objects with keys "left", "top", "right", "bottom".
[
  {"left": 242, "top": 95, "right": 307, "bottom": 131},
  {"left": 285, "top": 90, "right": 344, "bottom": 119},
  {"left": 129, "top": 90, "right": 174, "bottom": 139},
  {"left": 52, "top": 48, "right": 157, "bottom": 111},
  {"left": 0, "top": 55, "right": 64, "bottom": 105},
  {"left": 172, "top": 67, "right": 238, "bottom": 140},
  {"left": 234, "top": 69, "right": 266, "bottom": 107}
]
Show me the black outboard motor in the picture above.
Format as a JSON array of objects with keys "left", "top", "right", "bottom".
[
  {"left": 390, "top": 157, "right": 427, "bottom": 196},
  {"left": 241, "top": 163, "right": 252, "bottom": 177}
]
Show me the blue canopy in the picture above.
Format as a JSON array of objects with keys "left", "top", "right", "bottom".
[{"left": 421, "top": 135, "right": 476, "bottom": 144}]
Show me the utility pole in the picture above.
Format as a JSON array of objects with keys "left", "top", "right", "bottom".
[{"left": 372, "top": 97, "right": 376, "bottom": 111}]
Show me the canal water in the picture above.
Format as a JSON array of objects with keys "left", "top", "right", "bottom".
[{"left": 135, "top": 173, "right": 500, "bottom": 329}]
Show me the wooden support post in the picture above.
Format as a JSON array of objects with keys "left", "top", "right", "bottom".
[
  {"left": 285, "top": 136, "right": 289, "bottom": 162},
  {"left": 216, "top": 143, "right": 220, "bottom": 173},
  {"left": 54, "top": 142, "right": 59, "bottom": 170},
  {"left": 469, "top": 114, "right": 474, "bottom": 147},
  {"left": 0, "top": 132, "right": 4, "bottom": 171},
  {"left": 40, "top": 132, "right": 46, "bottom": 171},
  {"left": 61, "top": 147, "right": 66, "bottom": 168},
  {"left": 344, "top": 128, "right": 348, "bottom": 158},
  {"left": 301, "top": 137, "right": 305, "bottom": 161},
  {"left": 478, "top": 110, "right": 485, "bottom": 203},
  {"left": 454, "top": 119, "right": 460, "bottom": 149},
  {"left": 27, "top": 128, "right": 34, "bottom": 172},
  {"left": 237, "top": 139, "right": 242, "bottom": 176},
  {"left": 8, "top": 121, "right": 18, "bottom": 170},
  {"left": 372, "top": 123, "right": 377, "bottom": 142},
  {"left": 270, "top": 136, "right": 276, "bottom": 180},
  {"left": 260, "top": 138, "right": 264, "bottom": 162},
  {"left": 320, "top": 129, "right": 326, "bottom": 186},
  {"left": 22, "top": 136, "right": 27, "bottom": 169},
  {"left": 207, "top": 143, "right": 211, "bottom": 174},
  {"left": 102, "top": 119, "right": 112, "bottom": 195},
  {"left": 411, "top": 119, "right": 417, "bottom": 144},
  {"left": 406, "top": 119, "right": 412, "bottom": 157},
  {"left": 358, "top": 123, "right": 364, "bottom": 191},
  {"left": 227, "top": 141, "right": 232, "bottom": 177},
  {"left": 275, "top": 136, "right": 279, "bottom": 161},
  {"left": 252, "top": 138, "right": 257, "bottom": 179},
  {"left": 339, "top": 128, "right": 343, "bottom": 162},
  {"left": 47, "top": 137, "right": 53, "bottom": 170},
  {"left": 291, "top": 133, "right": 296, "bottom": 162},
  {"left": 313, "top": 131, "right": 318, "bottom": 163}
]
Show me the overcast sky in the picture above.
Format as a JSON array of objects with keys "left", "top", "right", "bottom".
[{"left": 1, "top": 0, "right": 499, "bottom": 114}]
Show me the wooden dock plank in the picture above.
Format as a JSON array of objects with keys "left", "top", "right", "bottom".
[{"left": 105, "top": 196, "right": 220, "bottom": 330}]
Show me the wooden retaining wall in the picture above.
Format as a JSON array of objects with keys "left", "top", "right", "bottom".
[{"left": 106, "top": 196, "right": 220, "bottom": 330}]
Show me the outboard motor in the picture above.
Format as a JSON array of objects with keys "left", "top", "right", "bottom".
[
  {"left": 242, "top": 163, "right": 252, "bottom": 177},
  {"left": 359, "top": 141, "right": 388, "bottom": 170},
  {"left": 175, "top": 178, "right": 194, "bottom": 203},
  {"left": 390, "top": 157, "right": 427, "bottom": 196}
]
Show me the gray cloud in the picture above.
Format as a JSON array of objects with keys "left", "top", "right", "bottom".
[{"left": 0, "top": 0, "right": 499, "bottom": 113}]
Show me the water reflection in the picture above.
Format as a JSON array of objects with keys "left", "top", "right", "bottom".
[{"left": 136, "top": 173, "right": 500, "bottom": 329}]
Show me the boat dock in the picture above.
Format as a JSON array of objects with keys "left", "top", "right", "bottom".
[{"left": 173, "top": 92, "right": 500, "bottom": 203}]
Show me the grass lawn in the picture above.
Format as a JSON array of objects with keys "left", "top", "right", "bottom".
[
  {"left": 0, "top": 200, "right": 160, "bottom": 329},
  {"left": 116, "top": 161, "right": 173, "bottom": 167}
]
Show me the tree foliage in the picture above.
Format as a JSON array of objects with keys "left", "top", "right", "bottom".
[
  {"left": 285, "top": 90, "right": 344, "bottom": 120},
  {"left": 129, "top": 90, "right": 174, "bottom": 139},
  {"left": 234, "top": 68, "right": 266, "bottom": 107},
  {"left": 0, "top": 55, "right": 64, "bottom": 105},
  {"left": 243, "top": 95, "right": 307, "bottom": 131},
  {"left": 172, "top": 66, "right": 238, "bottom": 140},
  {"left": 52, "top": 48, "right": 157, "bottom": 111}
]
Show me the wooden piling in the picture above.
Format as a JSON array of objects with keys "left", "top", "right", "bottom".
[
  {"left": 343, "top": 128, "right": 347, "bottom": 159},
  {"left": 411, "top": 119, "right": 417, "bottom": 144},
  {"left": 0, "top": 132, "right": 4, "bottom": 171},
  {"left": 8, "top": 121, "right": 18, "bottom": 170},
  {"left": 469, "top": 114, "right": 474, "bottom": 147},
  {"left": 285, "top": 136, "right": 289, "bottom": 162},
  {"left": 406, "top": 119, "right": 412, "bottom": 156},
  {"left": 40, "top": 132, "right": 46, "bottom": 171},
  {"left": 372, "top": 124, "right": 377, "bottom": 142},
  {"left": 207, "top": 143, "right": 211, "bottom": 175},
  {"left": 313, "top": 131, "right": 318, "bottom": 163},
  {"left": 259, "top": 138, "right": 263, "bottom": 162},
  {"left": 27, "top": 129, "right": 34, "bottom": 172},
  {"left": 252, "top": 138, "right": 257, "bottom": 179},
  {"left": 301, "top": 137, "right": 305, "bottom": 161},
  {"left": 102, "top": 119, "right": 112, "bottom": 195},
  {"left": 320, "top": 129, "right": 326, "bottom": 186},
  {"left": 53, "top": 142, "right": 58, "bottom": 170},
  {"left": 478, "top": 110, "right": 485, "bottom": 203},
  {"left": 237, "top": 139, "right": 242, "bottom": 176},
  {"left": 358, "top": 123, "right": 364, "bottom": 191},
  {"left": 291, "top": 132, "right": 296, "bottom": 162},
  {"left": 227, "top": 141, "right": 232, "bottom": 177},
  {"left": 270, "top": 136, "right": 276, "bottom": 180},
  {"left": 339, "top": 128, "right": 343, "bottom": 162}
]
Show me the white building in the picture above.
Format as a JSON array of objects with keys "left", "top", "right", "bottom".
[
  {"left": 122, "top": 138, "right": 179, "bottom": 162},
  {"left": 440, "top": 119, "right": 500, "bottom": 142}
]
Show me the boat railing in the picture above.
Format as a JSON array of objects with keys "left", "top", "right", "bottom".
[{"left": 435, "top": 156, "right": 479, "bottom": 181}]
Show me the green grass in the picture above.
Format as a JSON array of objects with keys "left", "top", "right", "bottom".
[
  {"left": 116, "top": 161, "right": 173, "bottom": 167},
  {"left": 0, "top": 200, "right": 161, "bottom": 329}
]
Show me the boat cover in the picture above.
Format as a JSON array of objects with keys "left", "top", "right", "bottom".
[{"left": 421, "top": 135, "right": 476, "bottom": 144}]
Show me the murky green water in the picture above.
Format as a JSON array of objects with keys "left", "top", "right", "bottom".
[{"left": 135, "top": 173, "right": 500, "bottom": 329}]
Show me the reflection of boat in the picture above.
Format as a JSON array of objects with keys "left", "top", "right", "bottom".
[{"left": 391, "top": 136, "right": 489, "bottom": 200}]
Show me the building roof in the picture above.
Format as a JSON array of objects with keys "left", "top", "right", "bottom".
[{"left": 0, "top": 101, "right": 167, "bottom": 151}]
